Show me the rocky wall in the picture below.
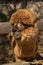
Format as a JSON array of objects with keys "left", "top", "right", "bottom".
[{"left": 0, "top": 1, "right": 43, "bottom": 22}]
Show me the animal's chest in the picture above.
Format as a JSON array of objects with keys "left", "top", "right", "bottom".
[{"left": 14, "top": 26, "right": 38, "bottom": 58}]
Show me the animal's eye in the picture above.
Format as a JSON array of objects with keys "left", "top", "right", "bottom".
[
  {"left": 21, "top": 22, "right": 30, "bottom": 28},
  {"left": 21, "top": 22, "right": 34, "bottom": 29}
]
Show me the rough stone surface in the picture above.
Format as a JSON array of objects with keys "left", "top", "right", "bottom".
[{"left": 0, "top": 1, "right": 43, "bottom": 22}]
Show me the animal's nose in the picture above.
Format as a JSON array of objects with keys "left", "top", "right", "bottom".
[{"left": 14, "top": 32, "right": 21, "bottom": 40}]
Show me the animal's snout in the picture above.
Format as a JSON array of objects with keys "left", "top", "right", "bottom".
[
  {"left": 12, "top": 23, "right": 25, "bottom": 32},
  {"left": 11, "top": 23, "right": 25, "bottom": 40}
]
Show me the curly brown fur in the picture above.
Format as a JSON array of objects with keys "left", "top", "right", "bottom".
[
  {"left": 9, "top": 9, "right": 38, "bottom": 62},
  {"left": 9, "top": 9, "right": 36, "bottom": 25}
]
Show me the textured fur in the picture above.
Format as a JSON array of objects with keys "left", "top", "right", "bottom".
[
  {"left": 9, "top": 9, "right": 38, "bottom": 62},
  {"left": 9, "top": 9, "right": 36, "bottom": 25}
]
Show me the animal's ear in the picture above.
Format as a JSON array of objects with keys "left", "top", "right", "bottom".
[{"left": 9, "top": 13, "right": 18, "bottom": 25}]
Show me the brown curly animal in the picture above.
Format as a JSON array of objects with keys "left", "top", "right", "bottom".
[{"left": 9, "top": 9, "right": 38, "bottom": 62}]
